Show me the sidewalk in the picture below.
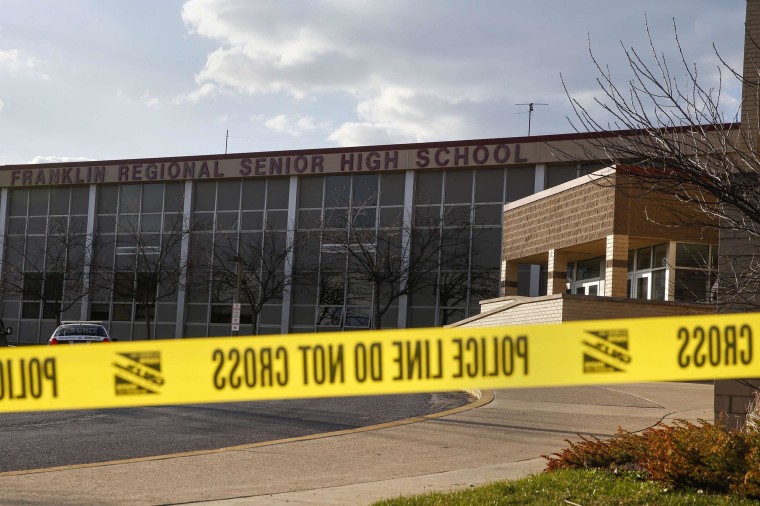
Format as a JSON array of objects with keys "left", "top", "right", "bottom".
[{"left": 0, "top": 382, "right": 713, "bottom": 505}]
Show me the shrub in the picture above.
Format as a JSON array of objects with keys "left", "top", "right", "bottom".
[
  {"left": 747, "top": 390, "right": 760, "bottom": 434},
  {"left": 544, "top": 419, "right": 760, "bottom": 499}
]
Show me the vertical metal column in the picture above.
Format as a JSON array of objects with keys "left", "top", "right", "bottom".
[
  {"left": 0, "top": 188, "right": 8, "bottom": 339},
  {"left": 0, "top": 188, "right": 8, "bottom": 283},
  {"left": 396, "top": 170, "right": 415, "bottom": 328},
  {"left": 80, "top": 184, "right": 98, "bottom": 320},
  {"left": 280, "top": 175, "right": 298, "bottom": 334},
  {"left": 529, "top": 164, "right": 546, "bottom": 296},
  {"left": 665, "top": 240, "right": 678, "bottom": 301},
  {"left": 175, "top": 181, "right": 193, "bottom": 338}
]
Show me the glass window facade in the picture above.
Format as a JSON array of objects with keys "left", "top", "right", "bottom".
[
  {"left": 625, "top": 242, "right": 714, "bottom": 303},
  {"left": 674, "top": 243, "right": 716, "bottom": 302},
  {"left": 5, "top": 186, "right": 91, "bottom": 342},
  {"left": 0, "top": 159, "right": 537, "bottom": 342},
  {"left": 91, "top": 182, "right": 186, "bottom": 340}
]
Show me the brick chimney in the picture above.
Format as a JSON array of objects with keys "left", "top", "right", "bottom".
[
  {"left": 714, "top": 0, "right": 760, "bottom": 430},
  {"left": 742, "top": 0, "right": 760, "bottom": 141}
]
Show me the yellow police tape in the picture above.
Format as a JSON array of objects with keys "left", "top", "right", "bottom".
[{"left": 0, "top": 312, "right": 756, "bottom": 413}]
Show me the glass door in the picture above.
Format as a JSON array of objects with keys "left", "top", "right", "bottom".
[
  {"left": 577, "top": 280, "right": 601, "bottom": 295},
  {"left": 635, "top": 272, "right": 651, "bottom": 299}
]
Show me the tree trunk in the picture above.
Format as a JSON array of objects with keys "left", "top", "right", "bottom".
[
  {"left": 372, "top": 282, "right": 381, "bottom": 330},
  {"left": 252, "top": 311, "right": 259, "bottom": 336},
  {"left": 144, "top": 302, "right": 152, "bottom": 340}
]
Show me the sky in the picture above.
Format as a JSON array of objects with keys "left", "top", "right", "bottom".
[{"left": 0, "top": 0, "right": 747, "bottom": 166}]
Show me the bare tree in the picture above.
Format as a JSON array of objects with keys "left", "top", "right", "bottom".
[
  {"left": 437, "top": 270, "right": 497, "bottom": 326},
  {"left": 549, "top": 17, "right": 760, "bottom": 430},
  {"left": 559, "top": 19, "right": 760, "bottom": 308},
  {"left": 211, "top": 223, "right": 295, "bottom": 335},
  {"left": 316, "top": 201, "right": 479, "bottom": 330},
  {"left": 1, "top": 220, "right": 99, "bottom": 327},
  {"left": 99, "top": 212, "right": 197, "bottom": 340}
]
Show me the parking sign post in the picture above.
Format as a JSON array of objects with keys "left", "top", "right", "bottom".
[
  {"left": 231, "top": 303, "right": 241, "bottom": 335},
  {"left": 232, "top": 255, "right": 243, "bottom": 336}
]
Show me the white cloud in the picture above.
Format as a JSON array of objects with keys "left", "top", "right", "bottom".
[
  {"left": 178, "top": 1, "right": 745, "bottom": 145},
  {"left": 174, "top": 82, "right": 217, "bottom": 104},
  {"left": 142, "top": 91, "right": 161, "bottom": 109},
  {"left": 329, "top": 87, "right": 505, "bottom": 145},
  {"left": 179, "top": 1, "right": 516, "bottom": 142},
  {"left": 28, "top": 155, "right": 94, "bottom": 164},
  {"left": 328, "top": 122, "right": 405, "bottom": 147},
  {"left": 265, "top": 114, "right": 316, "bottom": 136},
  {"left": 116, "top": 89, "right": 164, "bottom": 109},
  {"left": 0, "top": 49, "right": 36, "bottom": 71},
  {"left": 328, "top": 89, "right": 439, "bottom": 145},
  {"left": 0, "top": 48, "right": 49, "bottom": 79}
]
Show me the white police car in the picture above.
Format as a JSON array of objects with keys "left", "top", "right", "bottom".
[{"left": 48, "top": 321, "right": 113, "bottom": 345}]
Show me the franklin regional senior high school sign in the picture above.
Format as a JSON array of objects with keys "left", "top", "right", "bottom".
[{"left": 0, "top": 142, "right": 532, "bottom": 188}]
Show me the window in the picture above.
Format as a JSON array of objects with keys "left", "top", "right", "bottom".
[
  {"left": 674, "top": 270, "right": 710, "bottom": 302},
  {"left": 475, "top": 168, "right": 504, "bottom": 203},
  {"left": 194, "top": 182, "right": 216, "bottom": 212},
  {"left": 49, "top": 188, "right": 69, "bottom": 215},
  {"left": 415, "top": 171, "right": 442, "bottom": 205},
  {"left": 506, "top": 167, "right": 535, "bottom": 201},
  {"left": 546, "top": 164, "right": 578, "bottom": 188},
  {"left": 119, "top": 185, "right": 141, "bottom": 214},
  {"left": 380, "top": 173, "right": 404, "bottom": 206},
  {"left": 28, "top": 189, "right": 48, "bottom": 216},
  {"left": 566, "top": 257, "right": 604, "bottom": 296},
  {"left": 216, "top": 181, "right": 240, "bottom": 211},
  {"left": 266, "top": 178, "right": 289, "bottom": 209},
  {"left": 676, "top": 243, "right": 711, "bottom": 269},
  {"left": 299, "top": 177, "right": 323, "bottom": 208},
  {"left": 576, "top": 258, "right": 602, "bottom": 280},
  {"left": 142, "top": 184, "right": 164, "bottom": 213},
  {"left": 674, "top": 243, "right": 715, "bottom": 303},
  {"left": 353, "top": 174, "right": 378, "bottom": 206},
  {"left": 637, "top": 247, "right": 652, "bottom": 270},
  {"left": 9, "top": 189, "right": 28, "bottom": 216},
  {"left": 628, "top": 244, "right": 667, "bottom": 301},
  {"left": 444, "top": 170, "right": 473, "bottom": 204},
  {"left": 580, "top": 163, "right": 606, "bottom": 176},
  {"left": 626, "top": 243, "right": 714, "bottom": 303}
]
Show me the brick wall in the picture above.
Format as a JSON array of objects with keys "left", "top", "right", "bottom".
[
  {"left": 504, "top": 178, "right": 616, "bottom": 261},
  {"left": 743, "top": 0, "right": 760, "bottom": 138},
  {"left": 452, "top": 296, "right": 565, "bottom": 327},
  {"left": 715, "top": 379, "right": 760, "bottom": 430},
  {"left": 479, "top": 296, "right": 532, "bottom": 313},
  {"left": 615, "top": 174, "right": 719, "bottom": 244},
  {"left": 560, "top": 296, "right": 716, "bottom": 321},
  {"left": 503, "top": 173, "right": 718, "bottom": 263}
]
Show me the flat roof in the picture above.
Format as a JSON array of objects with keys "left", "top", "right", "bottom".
[{"left": 504, "top": 167, "right": 615, "bottom": 211}]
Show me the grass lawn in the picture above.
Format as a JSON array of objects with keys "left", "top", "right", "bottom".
[{"left": 373, "top": 469, "right": 759, "bottom": 505}]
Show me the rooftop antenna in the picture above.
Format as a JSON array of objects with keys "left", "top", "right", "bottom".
[
  {"left": 225, "top": 130, "right": 229, "bottom": 154},
  {"left": 515, "top": 103, "right": 548, "bottom": 136}
]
